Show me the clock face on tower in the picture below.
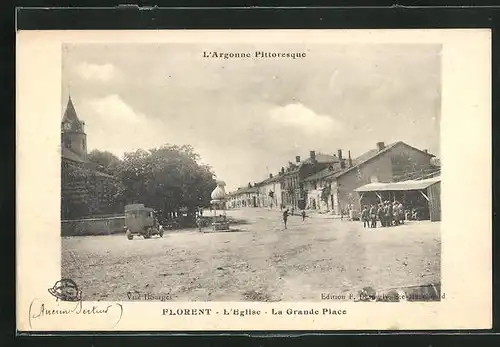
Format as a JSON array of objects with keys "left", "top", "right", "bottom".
[{"left": 63, "top": 122, "right": 72, "bottom": 131}]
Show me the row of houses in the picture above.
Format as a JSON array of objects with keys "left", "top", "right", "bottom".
[{"left": 228, "top": 141, "right": 440, "bottom": 217}]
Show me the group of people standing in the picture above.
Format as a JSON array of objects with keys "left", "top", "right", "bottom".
[{"left": 361, "top": 201, "right": 405, "bottom": 228}]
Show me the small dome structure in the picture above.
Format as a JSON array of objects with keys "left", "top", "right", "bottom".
[
  {"left": 211, "top": 181, "right": 227, "bottom": 201},
  {"left": 209, "top": 180, "right": 230, "bottom": 231}
]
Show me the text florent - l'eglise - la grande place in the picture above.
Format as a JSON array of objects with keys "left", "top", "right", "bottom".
[{"left": 162, "top": 307, "right": 347, "bottom": 317}]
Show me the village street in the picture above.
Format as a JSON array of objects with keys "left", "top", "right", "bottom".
[{"left": 62, "top": 208, "right": 441, "bottom": 302}]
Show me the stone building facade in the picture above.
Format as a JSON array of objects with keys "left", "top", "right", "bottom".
[
  {"left": 279, "top": 151, "right": 339, "bottom": 210},
  {"left": 228, "top": 141, "right": 436, "bottom": 216},
  {"left": 302, "top": 141, "right": 436, "bottom": 215},
  {"left": 228, "top": 185, "right": 260, "bottom": 208},
  {"left": 256, "top": 174, "right": 282, "bottom": 209}
]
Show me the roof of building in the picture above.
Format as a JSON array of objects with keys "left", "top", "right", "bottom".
[
  {"left": 257, "top": 152, "right": 339, "bottom": 182},
  {"left": 62, "top": 147, "right": 86, "bottom": 163},
  {"left": 282, "top": 168, "right": 300, "bottom": 177},
  {"left": 301, "top": 153, "right": 339, "bottom": 165},
  {"left": 62, "top": 96, "right": 80, "bottom": 123},
  {"left": 351, "top": 148, "right": 381, "bottom": 166},
  {"left": 332, "top": 141, "right": 435, "bottom": 179},
  {"left": 354, "top": 176, "right": 441, "bottom": 192},
  {"left": 246, "top": 186, "right": 260, "bottom": 193},
  {"left": 63, "top": 153, "right": 117, "bottom": 180},
  {"left": 229, "top": 185, "right": 260, "bottom": 196},
  {"left": 303, "top": 167, "right": 342, "bottom": 182},
  {"left": 62, "top": 96, "right": 85, "bottom": 132},
  {"left": 300, "top": 141, "right": 435, "bottom": 182},
  {"left": 256, "top": 174, "right": 281, "bottom": 186}
]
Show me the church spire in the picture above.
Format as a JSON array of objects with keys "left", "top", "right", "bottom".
[
  {"left": 62, "top": 95, "right": 80, "bottom": 124},
  {"left": 62, "top": 95, "right": 85, "bottom": 134},
  {"left": 61, "top": 94, "right": 87, "bottom": 159}
]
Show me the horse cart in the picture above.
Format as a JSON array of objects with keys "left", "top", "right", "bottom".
[{"left": 124, "top": 204, "right": 164, "bottom": 240}]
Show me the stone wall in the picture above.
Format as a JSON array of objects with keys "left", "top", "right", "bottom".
[{"left": 61, "top": 215, "right": 125, "bottom": 236}]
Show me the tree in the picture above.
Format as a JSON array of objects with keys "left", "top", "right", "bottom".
[
  {"left": 87, "top": 150, "right": 122, "bottom": 175},
  {"left": 115, "top": 144, "right": 217, "bottom": 219}
]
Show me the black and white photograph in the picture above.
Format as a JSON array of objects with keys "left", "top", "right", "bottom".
[
  {"left": 16, "top": 28, "right": 491, "bottom": 331},
  {"left": 60, "top": 42, "right": 442, "bottom": 303}
]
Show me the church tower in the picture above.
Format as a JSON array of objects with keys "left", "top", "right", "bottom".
[{"left": 61, "top": 96, "right": 87, "bottom": 161}]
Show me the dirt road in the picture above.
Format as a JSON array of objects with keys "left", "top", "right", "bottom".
[{"left": 62, "top": 208, "right": 441, "bottom": 302}]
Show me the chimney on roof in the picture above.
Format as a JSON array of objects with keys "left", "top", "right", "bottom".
[
  {"left": 295, "top": 155, "right": 301, "bottom": 163},
  {"left": 348, "top": 150, "right": 353, "bottom": 168},
  {"left": 423, "top": 149, "right": 428, "bottom": 154},
  {"left": 309, "top": 150, "right": 316, "bottom": 161},
  {"left": 281, "top": 167, "right": 285, "bottom": 174},
  {"left": 337, "top": 149, "right": 343, "bottom": 160},
  {"left": 269, "top": 173, "right": 273, "bottom": 179},
  {"left": 376, "top": 142, "right": 385, "bottom": 151},
  {"left": 340, "top": 159, "right": 346, "bottom": 169}
]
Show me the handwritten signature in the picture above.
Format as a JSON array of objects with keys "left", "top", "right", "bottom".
[{"left": 28, "top": 298, "right": 123, "bottom": 329}]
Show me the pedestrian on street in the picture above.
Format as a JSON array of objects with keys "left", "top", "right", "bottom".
[
  {"left": 393, "top": 201, "right": 400, "bottom": 226},
  {"left": 398, "top": 202, "right": 404, "bottom": 224},
  {"left": 283, "top": 209, "right": 289, "bottom": 229},
  {"left": 378, "top": 203, "right": 385, "bottom": 227},
  {"left": 405, "top": 207, "right": 412, "bottom": 221},
  {"left": 301, "top": 210, "right": 306, "bottom": 223},
  {"left": 370, "top": 204, "right": 378, "bottom": 228},
  {"left": 196, "top": 214, "right": 203, "bottom": 232},
  {"left": 385, "top": 201, "right": 393, "bottom": 226},
  {"left": 361, "top": 206, "right": 369, "bottom": 228}
]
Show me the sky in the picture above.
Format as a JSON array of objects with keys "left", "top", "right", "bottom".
[{"left": 62, "top": 43, "right": 441, "bottom": 191}]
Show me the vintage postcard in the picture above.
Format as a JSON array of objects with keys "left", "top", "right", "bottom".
[{"left": 16, "top": 29, "right": 491, "bottom": 332}]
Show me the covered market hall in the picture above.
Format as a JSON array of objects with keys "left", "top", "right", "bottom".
[{"left": 354, "top": 176, "right": 441, "bottom": 222}]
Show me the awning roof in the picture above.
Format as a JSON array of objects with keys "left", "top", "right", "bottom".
[{"left": 354, "top": 176, "right": 441, "bottom": 192}]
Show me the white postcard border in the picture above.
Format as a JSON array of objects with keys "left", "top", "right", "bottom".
[{"left": 16, "top": 29, "right": 492, "bottom": 331}]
